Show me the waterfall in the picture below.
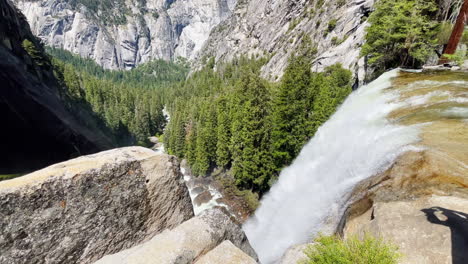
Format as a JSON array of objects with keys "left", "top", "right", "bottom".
[{"left": 243, "top": 69, "right": 424, "bottom": 263}]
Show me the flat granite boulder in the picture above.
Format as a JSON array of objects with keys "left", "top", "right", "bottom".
[
  {"left": 344, "top": 195, "right": 468, "bottom": 264},
  {"left": 0, "top": 147, "right": 194, "bottom": 264},
  {"left": 94, "top": 208, "right": 258, "bottom": 264}
]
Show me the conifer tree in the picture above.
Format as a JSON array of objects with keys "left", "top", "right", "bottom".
[{"left": 271, "top": 54, "right": 312, "bottom": 170}]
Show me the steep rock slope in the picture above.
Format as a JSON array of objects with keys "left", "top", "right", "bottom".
[
  {"left": 0, "top": 147, "right": 194, "bottom": 264},
  {"left": 0, "top": 0, "right": 113, "bottom": 173},
  {"left": 198, "top": 0, "right": 373, "bottom": 83},
  {"left": 14, "top": 0, "right": 236, "bottom": 69}
]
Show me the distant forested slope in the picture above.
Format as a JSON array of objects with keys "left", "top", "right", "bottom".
[{"left": 48, "top": 47, "right": 190, "bottom": 146}]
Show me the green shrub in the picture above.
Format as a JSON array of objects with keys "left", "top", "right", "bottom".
[
  {"left": 328, "top": 19, "right": 337, "bottom": 32},
  {"left": 316, "top": 0, "right": 325, "bottom": 8},
  {"left": 337, "top": 0, "right": 346, "bottom": 7},
  {"left": 436, "top": 22, "right": 453, "bottom": 45},
  {"left": 22, "top": 39, "right": 48, "bottom": 67},
  {"left": 462, "top": 30, "right": 468, "bottom": 45},
  {"left": 331, "top": 36, "right": 339, "bottom": 45},
  {"left": 443, "top": 50, "right": 467, "bottom": 66},
  {"left": 302, "top": 234, "right": 401, "bottom": 264}
]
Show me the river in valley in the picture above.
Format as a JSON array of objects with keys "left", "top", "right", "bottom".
[{"left": 243, "top": 69, "right": 468, "bottom": 263}]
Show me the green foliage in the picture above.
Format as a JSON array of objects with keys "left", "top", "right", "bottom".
[
  {"left": 331, "top": 37, "right": 339, "bottom": 45},
  {"left": 289, "top": 18, "right": 301, "bottom": 32},
  {"left": 337, "top": 0, "right": 346, "bottom": 7},
  {"left": 436, "top": 22, "right": 453, "bottom": 45},
  {"left": 49, "top": 48, "right": 188, "bottom": 146},
  {"left": 443, "top": 50, "right": 467, "bottom": 66},
  {"left": 302, "top": 234, "right": 401, "bottom": 264},
  {"left": 164, "top": 50, "right": 352, "bottom": 194},
  {"left": 462, "top": 30, "right": 468, "bottom": 45},
  {"left": 0, "top": 174, "right": 23, "bottom": 182},
  {"left": 316, "top": 0, "right": 325, "bottom": 8},
  {"left": 69, "top": 0, "right": 129, "bottom": 25},
  {"left": 361, "top": 0, "right": 439, "bottom": 70},
  {"left": 47, "top": 47, "right": 189, "bottom": 87},
  {"left": 22, "top": 39, "right": 50, "bottom": 68},
  {"left": 328, "top": 19, "right": 337, "bottom": 32}
]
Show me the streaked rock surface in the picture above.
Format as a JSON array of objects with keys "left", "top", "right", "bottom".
[
  {"left": 13, "top": 0, "right": 236, "bottom": 69},
  {"left": 197, "top": 0, "right": 374, "bottom": 83},
  {"left": 0, "top": 147, "right": 194, "bottom": 264}
]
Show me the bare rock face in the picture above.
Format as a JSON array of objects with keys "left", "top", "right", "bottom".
[
  {"left": 344, "top": 196, "right": 468, "bottom": 264},
  {"left": 13, "top": 0, "right": 236, "bottom": 69},
  {"left": 278, "top": 243, "right": 311, "bottom": 264},
  {"left": 195, "top": 240, "right": 257, "bottom": 264},
  {"left": 94, "top": 208, "right": 258, "bottom": 264},
  {"left": 197, "top": 0, "right": 374, "bottom": 83},
  {"left": 0, "top": 0, "right": 115, "bottom": 173},
  {"left": 0, "top": 147, "right": 194, "bottom": 264}
]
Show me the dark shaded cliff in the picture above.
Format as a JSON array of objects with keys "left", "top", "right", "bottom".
[{"left": 0, "top": 0, "right": 114, "bottom": 173}]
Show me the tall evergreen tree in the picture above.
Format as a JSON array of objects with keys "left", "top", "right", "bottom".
[{"left": 271, "top": 54, "right": 312, "bottom": 170}]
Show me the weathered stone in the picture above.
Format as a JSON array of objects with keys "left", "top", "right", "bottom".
[
  {"left": 0, "top": 147, "right": 194, "bottom": 264},
  {"left": 13, "top": 0, "right": 236, "bottom": 69},
  {"left": 0, "top": 0, "right": 114, "bottom": 173},
  {"left": 195, "top": 240, "right": 257, "bottom": 264},
  {"left": 94, "top": 208, "right": 258, "bottom": 264},
  {"left": 197, "top": 0, "right": 374, "bottom": 83},
  {"left": 278, "top": 243, "right": 311, "bottom": 264},
  {"left": 344, "top": 196, "right": 468, "bottom": 264}
]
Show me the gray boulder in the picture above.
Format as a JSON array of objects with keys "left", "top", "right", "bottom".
[
  {"left": 94, "top": 208, "right": 258, "bottom": 264},
  {"left": 344, "top": 195, "right": 468, "bottom": 264},
  {"left": 279, "top": 243, "right": 312, "bottom": 264},
  {"left": 195, "top": 240, "right": 257, "bottom": 264},
  {"left": 0, "top": 147, "right": 194, "bottom": 264}
]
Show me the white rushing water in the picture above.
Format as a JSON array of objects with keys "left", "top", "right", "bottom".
[
  {"left": 243, "top": 70, "right": 425, "bottom": 263},
  {"left": 180, "top": 166, "right": 229, "bottom": 216}
]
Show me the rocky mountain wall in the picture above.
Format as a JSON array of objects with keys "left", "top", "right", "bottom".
[
  {"left": 197, "top": 0, "right": 374, "bottom": 84},
  {"left": 0, "top": 0, "right": 115, "bottom": 173},
  {"left": 13, "top": 0, "right": 237, "bottom": 69}
]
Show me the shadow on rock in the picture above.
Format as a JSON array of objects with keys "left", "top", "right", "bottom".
[{"left": 422, "top": 207, "right": 468, "bottom": 264}]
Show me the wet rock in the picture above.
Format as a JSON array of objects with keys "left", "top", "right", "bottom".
[
  {"left": 195, "top": 240, "right": 257, "bottom": 264},
  {"left": 0, "top": 147, "right": 194, "bottom": 264},
  {"left": 194, "top": 190, "right": 213, "bottom": 207},
  {"left": 94, "top": 208, "right": 258, "bottom": 264}
]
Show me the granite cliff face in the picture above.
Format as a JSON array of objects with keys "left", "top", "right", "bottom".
[
  {"left": 198, "top": 0, "right": 373, "bottom": 83},
  {"left": 0, "top": 0, "right": 114, "bottom": 173},
  {"left": 13, "top": 0, "right": 236, "bottom": 69}
]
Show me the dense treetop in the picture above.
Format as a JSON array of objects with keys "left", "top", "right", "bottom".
[{"left": 163, "top": 54, "right": 352, "bottom": 194}]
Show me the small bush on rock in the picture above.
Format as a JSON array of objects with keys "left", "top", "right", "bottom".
[{"left": 302, "top": 234, "right": 401, "bottom": 264}]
